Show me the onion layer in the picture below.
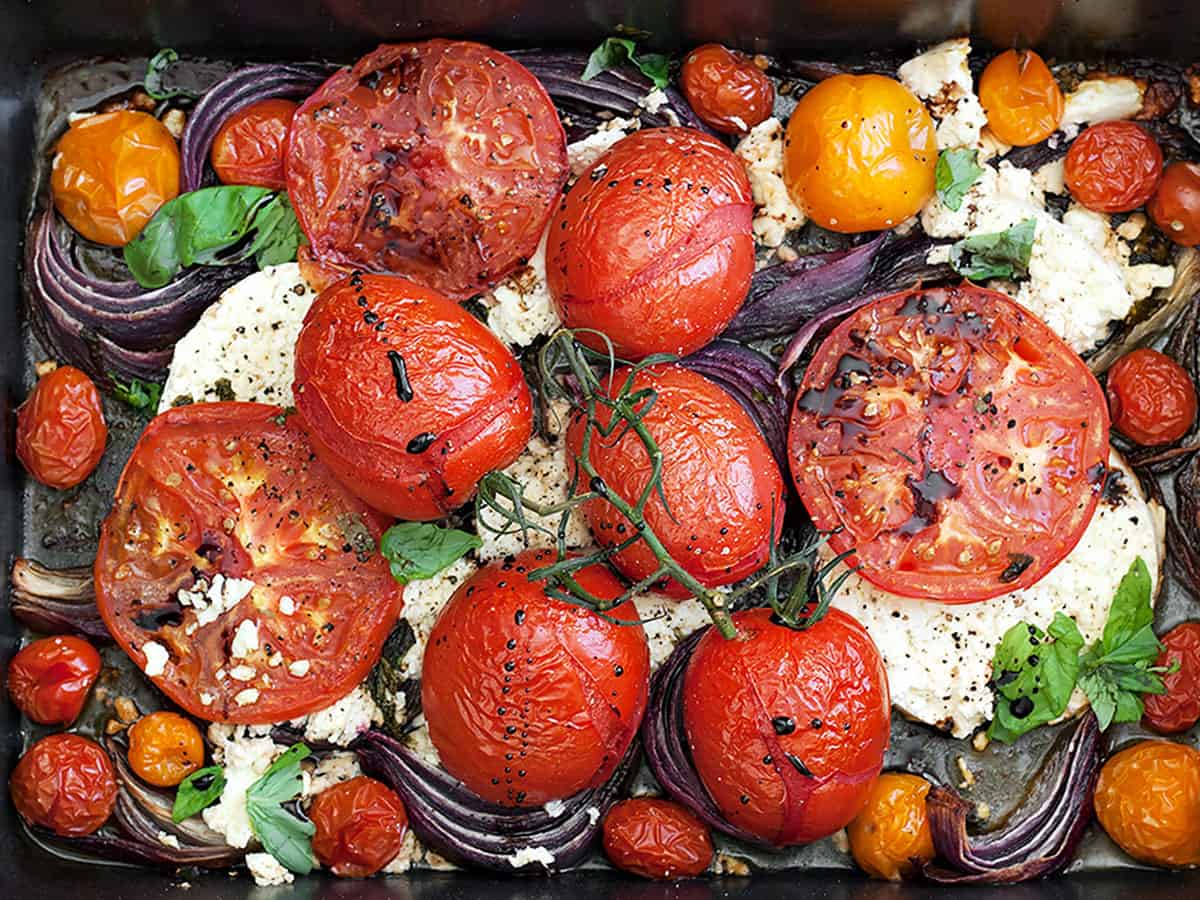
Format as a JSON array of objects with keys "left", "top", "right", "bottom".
[{"left": 10, "top": 558, "right": 109, "bottom": 642}]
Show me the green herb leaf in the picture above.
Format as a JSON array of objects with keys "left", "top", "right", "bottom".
[
  {"left": 583, "top": 37, "right": 670, "bottom": 90},
  {"left": 111, "top": 377, "right": 163, "bottom": 411},
  {"left": 144, "top": 49, "right": 200, "bottom": 101},
  {"left": 246, "top": 743, "right": 315, "bottom": 874},
  {"left": 172, "top": 765, "right": 226, "bottom": 822},
  {"left": 1100, "top": 557, "right": 1154, "bottom": 650},
  {"left": 379, "top": 521, "right": 481, "bottom": 585},
  {"left": 949, "top": 218, "right": 1037, "bottom": 281},
  {"left": 987, "top": 611, "right": 1083, "bottom": 743},
  {"left": 935, "top": 149, "right": 984, "bottom": 212}
]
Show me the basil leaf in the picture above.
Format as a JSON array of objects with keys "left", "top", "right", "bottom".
[
  {"left": 144, "top": 49, "right": 200, "bottom": 101},
  {"left": 172, "top": 765, "right": 226, "bottom": 822},
  {"left": 247, "top": 743, "right": 310, "bottom": 807},
  {"left": 583, "top": 37, "right": 670, "bottom": 90},
  {"left": 1100, "top": 557, "right": 1153, "bottom": 651},
  {"left": 949, "top": 218, "right": 1037, "bottom": 281},
  {"left": 935, "top": 149, "right": 984, "bottom": 212},
  {"left": 1079, "top": 670, "right": 1119, "bottom": 731},
  {"left": 111, "top": 377, "right": 162, "bottom": 411},
  {"left": 987, "top": 611, "right": 1083, "bottom": 743},
  {"left": 380, "top": 521, "right": 481, "bottom": 585},
  {"left": 246, "top": 743, "right": 315, "bottom": 874}
]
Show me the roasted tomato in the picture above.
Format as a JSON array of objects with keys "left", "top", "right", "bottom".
[
  {"left": 1143, "top": 623, "right": 1200, "bottom": 734},
  {"left": 51, "top": 110, "right": 180, "bottom": 246},
  {"left": 547, "top": 127, "right": 754, "bottom": 359},
  {"left": 5, "top": 635, "right": 101, "bottom": 725},
  {"left": 602, "top": 797, "right": 714, "bottom": 880},
  {"left": 1149, "top": 161, "right": 1200, "bottom": 247},
  {"left": 788, "top": 284, "right": 1110, "bottom": 603},
  {"left": 1106, "top": 348, "right": 1197, "bottom": 447},
  {"left": 16, "top": 365, "right": 107, "bottom": 490},
  {"left": 847, "top": 773, "right": 935, "bottom": 881},
  {"left": 94, "top": 402, "right": 403, "bottom": 724},
  {"left": 783, "top": 74, "right": 937, "bottom": 233},
  {"left": 210, "top": 98, "right": 297, "bottom": 189},
  {"left": 566, "top": 363, "right": 784, "bottom": 597},
  {"left": 286, "top": 40, "right": 567, "bottom": 299},
  {"left": 421, "top": 550, "right": 650, "bottom": 806},
  {"left": 293, "top": 274, "right": 532, "bottom": 520},
  {"left": 1094, "top": 740, "right": 1200, "bottom": 868},
  {"left": 978, "top": 49, "right": 1064, "bottom": 147},
  {"left": 310, "top": 776, "right": 409, "bottom": 877},
  {"left": 1065, "top": 121, "right": 1163, "bottom": 213},
  {"left": 10, "top": 733, "right": 117, "bottom": 836},
  {"left": 680, "top": 44, "right": 774, "bottom": 134},
  {"left": 127, "top": 711, "right": 205, "bottom": 787}
]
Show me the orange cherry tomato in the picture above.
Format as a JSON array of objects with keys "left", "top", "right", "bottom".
[
  {"left": 127, "top": 711, "right": 205, "bottom": 787},
  {"left": 1094, "top": 740, "right": 1200, "bottom": 868},
  {"left": 1143, "top": 623, "right": 1200, "bottom": 734},
  {"left": 310, "top": 776, "right": 409, "bottom": 877},
  {"left": 16, "top": 365, "right": 107, "bottom": 490},
  {"left": 1149, "top": 161, "right": 1200, "bottom": 247},
  {"left": 847, "top": 773, "right": 935, "bottom": 881},
  {"left": 978, "top": 49, "right": 1064, "bottom": 147},
  {"left": 10, "top": 733, "right": 117, "bottom": 836},
  {"left": 1106, "top": 348, "right": 1197, "bottom": 447},
  {"left": 5, "top": 635, "right": 101, "bottom": 725},
  {"left": 1065, "top": 121, "right": 1163, "bottom": 213},
  {"left": 783, "top": 74, "right": 937, "bottom": 233},
  {"left": 210, "top": 98, "right": 297, "bottom": 189},
  {"left": 50, "top": 110, "right": 180, "bottom": 246},
  {"left": 602, "top": 797, "right": 714, "bottom": 880},
  {"left": 680, "top": 44, "right": 774, "bottom": 134}
]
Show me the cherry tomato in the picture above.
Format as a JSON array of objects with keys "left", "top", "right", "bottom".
[
  {"left": 1094, "top": 740, "right": 1200, "bottom": 868},
  {"left": 788, "top": 284, "right": 1109, "bottom": 603},
  {"left": 602, "top": 797, "right": 714, "bottom": 880},
  {"left": 210, "top": 98, "right": 297, "bottom": 189},
  {"left": 680, "top": 44, "right": 774, "bottom": 134},
  {"left": 421, "top": 550, "right": 650, "bottom": 807},
  {"left": 783, "top": 74, "right": 937, "bottom": 233},
  {"left": 978, "top": 49, "right": 1064, "bottom": 147},
  {"left": 1106, "top": 348, "right": 1197, "bottom": 447},
  {"left": 1149, "top": 161, "right": 1200, "bottom": 246},
  {"left": 1143, "top": 623, "right": 1200, "bottom": 734},
  {"left": 547, "top": 127, "right": 754, "bottom": 360},
  {"left": 51, "top": 110, "right": 180, "bottom": 246},
  {"left": 1064, "top": 121, "right": 1163, "bottom": 213},
  {"left": 847, "top": 773, "right": 935, "bottom": 881},
  {"left": 293, "top": 274, "right": 532, "bottom": 520},
  {"left": 127, "top": 711, "right": 205, "bottom": 787},
  {"left": 682, "top": 607, "right": 891, "bottom": 846},
  {"left": 10, "top": 733, "right": 117, "bottom": 836},
  {"left": 310, "top": 776, "right": 409, "bottom": 877},
  {"left": 566, "top": 364, "right": 784, "bottom": 598},
  {"left": 16, "top": 365, "right": 107, "bottom": 490},
  {"left": 94, "top": 402, "right": 403, "bottom": 724},
  {"left": 286, "top": 40, "right": 567, "bottom": 300},
  {"left": 5, "top": 635, "right": 101, "bottom": 725}
]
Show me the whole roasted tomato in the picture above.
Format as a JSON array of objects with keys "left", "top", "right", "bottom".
[
  {"left": 847, "top": 772, "right": 935, "bottom": 881},
  {"left": 682, "top": 607, "right": 891, "bottom": 846},
  {"left": 602, "top": 797, "right": 714, "bottom": 880},
  {"left": 978, "top": 49, "right": 1064, "bottom": 146},
  {"left": 210, "top": 98, "right": 297, "bottom": 189},
  {"left": 1106, "top": 348, "right": 1197, "bottom": 447},
  {"left": 127, "top": 711, "right": 205, "bottom": 787},
  {"left": 293, "top": 274, "right": 532, "bottom": 520},
  {"left": 567, "top": 363, "right": 784, "bottom": 598},
  {"left": 547, "top": 127, "right": 754, "bottom": 359},
  {"left": 16, "top": 365, "right": 107, "bottom": 490},
  {"left": 1143, "top": 623, "right": 1200, "bottom": 734},
  {"left": 310, "top": 776, "right": 409, "bottom": 877},
  {"left": 680, "top": 44, "right": 774, "bottom": 134},
  {"left": 5, "top": 635, "right": 101, "bottom": 725},
  {"left": 421, "top": 550, "right": 650, "bottom": 806},
  {"left": 10, "top": 733, "right": 117, "bottom": 836},
  {"left": 1065, "top": 121, "right": 1163, "bottom": 213},
  {"left": 286, "top": 40, "right": 567, "bottom": 299},
  {"left": 783, "top": 74, "right": 937, "bottom": 233},
  {"left": 1149, "top": 162, "right": 1200, "bottom": 246}
]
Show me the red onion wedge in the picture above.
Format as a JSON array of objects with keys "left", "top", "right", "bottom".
[{"left": 10, "top": 558, "right": 109, "bottom": 642}]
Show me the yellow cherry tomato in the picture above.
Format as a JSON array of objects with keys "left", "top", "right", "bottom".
[
  {"left": 847, "top": 773, "right": 936, "bottom": 880},
  {"left": 978, "top": 49, "right": 1064, "bottom": 147},
  {"left": 127, "top": 711, "right": 205, "bottom": 788}
]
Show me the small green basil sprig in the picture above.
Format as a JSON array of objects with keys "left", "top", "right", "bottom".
[{"left": 583, "top": 38, "right": 670, "bottom": 90}]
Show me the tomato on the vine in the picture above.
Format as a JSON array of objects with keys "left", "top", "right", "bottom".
[
  {"left": 5, "top": 635, "right": 101, "bottom": 725},
  {"left": 978, "top": 49, "right": 1064, "bottom": 146},
  {"left": 16, "top": 365, "right": 107, "bottom": 490},
  {"left": 1065, "top": 121, "right": 1163, "bottom": 213},
  {"left": 680, "top": 44, "right": 774, "bottom": 134},
  {"left": 847, "top": 772, "right": 935, "bottom": 881},
  {"left": 1143, "top": 623, "right": 1200, "bottom": 734},
  {"left": 211, "top": 98, "right": 297, "bottom": 189},
  {"left": 602, "top": 797, "right": 714, "bottom": 880},
  {"left": 1106, "top": 348, "right": 1197, "bottom": 447},
  {"left": 1149, "top": 161, "right": 1200, "bottom": 247},
  {"left": 310, "top": 776, "right": 409, "bottom": 877},
  {"left": 127, "top": 711, "right": 205, "bottom": 787},
  {"left": 10, "top": 733, "right": 117, "bottom": 836}
]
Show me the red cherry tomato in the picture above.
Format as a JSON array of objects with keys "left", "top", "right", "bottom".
[
  {"left": 1106, "top": 348, "right": 1197, "bottom": 447},
  {"left": 310, "top": 776, "right": 409, "bottom": 877},
  {"left": 293, "top": 274, "right": 532, "bottom": 520},
  {"left": 547, "top": 127, "right": 754, "bottom": 360},
  {"left": 978, "top": 49, "right": 1064, "bottom": 147},
  {"left": 1143, "top": 623, "right": 1200, "bottom": 734},
  {"left": 1149, "top": 161, "right": 1200, "bottom": 247},
  {"left": 1064, "top": 121, "right": 1163, "bottom": 213},
  {"left": 5, "top": 636, "right": 101, "bottom": 725},
  {"left": 602, "top": 797, "right": 714, "bottom": 880},
  {"left": 16, "top": 365, "right": 107, "bottom": 490},
  {"left": 680, "top": 44, "right": 774, "bottom": 134},
  {"left": 682, "top": 607, "right": 891, "bottom": 846},
  {"left": 210, "top": 98, "right": 297, "bottom": 189},
  {"left": 421, "top": 550, "right": 650, "bottom": 807},
  {"left": 10, "top": 733, "right": 117, "bottom": 836}
]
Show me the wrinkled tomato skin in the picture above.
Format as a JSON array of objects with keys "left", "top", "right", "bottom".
[
  {"left": 788, "top": 284, "right": 1109, "bottom": 603},
  {"left": 310, "top": 776, "right": 409, "bottom": 877},
  {"left": 5, "top": 635, "right": 101, "bottom": 725},
  {"left": 1149, "top": 161, "right": 1200, "bottom": 247},
  {"left": 95, "top": 402, "right": 402, "bottom": 724},
  {"left": 978, "top": 49, "right": 1064, "bottom": 147},
  {"left": 847, "top": 772, "right": 935, "bottom": 881},
  {"left": 1107, "top": 348, "right": 1197, "bottom": 447},
  {"left": 1065, "top": 122, "right": 1163, "bottom": 213},
  {"left": 680, "top": 44, "right": 774, "bottom": 134},
  {"left": 286, "top": 40, "right": 567, "bottom": 299},
  {"left": 16, "top": 365, "right": 107, "bottom": 490},
  {"left": 293, "top": 274, "right": 532, "bottom": 520},
  {"left": 127, "top": 711, "right": 205, "bottom": 787},
  {"left": 1094, "top": 740, "right": 1200, "bottom": 868},
  {"left": 567, "top": 364, "right": 784, "bottom": 598},
  {"left": 210, "top": 98, "right": 297, "bottom": 189},
  {"left": 421, "top": 550, "right": 650, "bottom": 807},
  {"left": 10, "top": 733, "right": 117, "bottom": 836},
  {"left": 1143, "top": 623, "right": 1200, "bottom": 734},
  {"left": 547, "top": 128, "right": 754, "bottom": 360},
  {"left": 602, "top": 798, "right": 714, "bottom": 880}
]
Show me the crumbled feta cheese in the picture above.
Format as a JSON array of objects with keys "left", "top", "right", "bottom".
[
  {"left": 1061, "top": 77, "right": 1144, "bottom": 134},
  {"left": 141, "top": 641, "right": 169, "bottom": 677},
  {"left": 506, "top": 845, "right": 556, "bottom": 869},
  {"left": 156, "top": 831, "right": 182, "bottom": 850},
  {"left": 543, "top": 799, "right": 567, "bottom": 818},
  {"left": 287, "top": 659, "right": 310, "bottom": 678},
  {"left": 306, "top": 751, "right": 362, "bottom": 797},
  {"left": 401, "top": 716, "right": 441, "bottom": 767},
  {"left": 245, "top": 852, "right": 294, "bottom": 887},
  {"left": 181, "top": 574, "right": 256, "bottom": 628},
  {"left": 234, "top": 688, "right": 260, "bottom": 706},
  {"left": 382, "top": 829, "right": 421, "bottom": 874},
  {"left": 203, "top": 727, "right": 284, "bottom": 847},
  {"left": 481, "top": 231, "right": 560, "bottom": 347},
  {"left": 199, "top": 692, "right": 214, "bottom": 706},
  {"left": 296, "top": 686, "right": 381, "bottom": 747},
  {"left": 638, "top": 89, "right": 670, "bottom": 116},
  {"left": 230, "top": 619, "right": 259, "bottom": 659},
  {"left": 229, "top": 665, "right": 256, "bottom": 682},
  {"left": 898, "top": 38, "right": 988, "bottom": 149},
  {"left": 633, "top": 594, "right": 714, "bottom": 670},
  {"left": 278, "top": 595, "right": 296, "bottom": 616},
  {"left": 586, "top": 806, "right": 601, "bottom": 826},
  {"left": 566, "top": 118, "right": 638, "bottom": 178},
  {"left": 734, "top": 118, "right": 806, "bottom": 247},
  {"left": 1033, "top": 159, "right": 1066, "bottom": 196}
]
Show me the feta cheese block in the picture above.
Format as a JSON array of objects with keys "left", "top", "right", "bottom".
[
  {"left": 566, "top": 117, "right": 639, "bottom": 178},
  {"left": 734, "top": 117, "right": 806, "bottom": 247},
  {"left": 1061, "top": 76, "right": 1144, "bottom": 135},
  {"left": 898, "top": 38, "right": 988, "bottom": 150},
  {"left": 480, "top": 231, "right": 560, "bottom": 347}
]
